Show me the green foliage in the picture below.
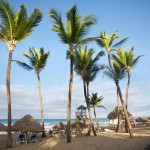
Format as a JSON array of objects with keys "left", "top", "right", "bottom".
[
  {"left": 73, "top": 46, "right": 104, "bottom": 83},
  {"left": 89, "top": 93, "right": 106, "bottom": 109},
  {"left": 49, "top": 5, "right": 96, "bottom": 45},
  {"left": 104, "top": 62, "right": 126, "bottom": 83},
  {"left": 0, "top": 0, "right": 42, "bottom": 42},
  {"left": 96, "top": 31, "right": 128, "bottom": 52},
  {"left": 111, "top": 47, "right": 143, "bottom": 72},
  {"left": 15, "top": 47, "right": 50, "bottom": 74}
]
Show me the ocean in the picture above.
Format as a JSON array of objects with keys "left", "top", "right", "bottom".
[{"left": 0, "top": 118, "right": 109, "bottom": 130}]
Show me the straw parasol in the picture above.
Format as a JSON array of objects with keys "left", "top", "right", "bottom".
[
  {"left": 0, "top": 122, "right": 7, "bottom": 131},
  {"left": 52, "top": 122, "right": 66, "bottom": 131},
  {"left": 12, "top": 114, "right": 42, "bottom": 133},
  {"left": 107, "top": 106, "right": 132, "bottom": 120},
  {"left": 71, "top": 120, "right": 86, "bottom": 132}
]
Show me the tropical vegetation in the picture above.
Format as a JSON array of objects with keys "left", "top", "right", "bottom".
[
  {"left": 0, "top": 0, "right": 42, "bottom": 147},
  {"left": 96, "top": 31, "right": 134, "bottom": 138},
  {"left": 49, "top": 5, "right": 97, "bottom": 142},
  {"left": 14, "top": 47, "right": 50, "bottom": 138},
  {"left": 89, "top": 93, "right": 106, "bottom": 131},
  {"left": 73, "top": 46, "right": 104, "bottom": 135}
]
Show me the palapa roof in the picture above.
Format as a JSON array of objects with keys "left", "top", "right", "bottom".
[
  {"left": 12, "top": 114, "right": 42, "bottom": 132},
  {"left": 71, "top": 120, "right": 86, "bottom": 132},
  {"left": 107, "top": 106, "right": 132, "bottom": 120},
  {"left": 77, "top": 105, "right": 87, "bottom": 110},
  {"left": 0, "top": 122, "right": 7, "bottom": 131},
  {"left": 52, "top": 122, "right": 66, "bottom": 130}
]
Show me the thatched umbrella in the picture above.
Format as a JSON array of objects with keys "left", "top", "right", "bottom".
[
  {"left": 107, "top": 106, "right": 132, "bottom": 120},
  {"left": 52, "top": 122, "right": 66, "bottom": 131},
  {"left": 12, "top": 114, "right": 42, "bottom": 133},
  {"left": 71, "top": 120, "right": 86, "bottom": 133},
  {"left": 136, "top": 117, "right": 144, "bottom": 123},
  {"left": 0, "top": 122, "right": 7, "bottom": 131}
]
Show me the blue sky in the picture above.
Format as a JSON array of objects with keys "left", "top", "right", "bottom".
[{"left": 0, "top": 0, "right": 150, "bottom": 119}]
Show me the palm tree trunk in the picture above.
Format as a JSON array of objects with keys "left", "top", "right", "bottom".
[
  {"left": 94, "top": 107, "right": 99, "bottom": 131},
  {"left": 37, "top": 73, "right": 46, "bottom": 138},
  {"left": 107, "top": 52, "right": 133, "bottom": 138},
  {"left": 6, "top": 51, "right": 13, "bottom": 148},
  {"left": 116, "top": 90, "right": 120, "bottom": 132},
  {"left": 125, "top": 71, "right": 131, "bottom": 133},
  {"left": 67, "top": 45, "right": 74, "bottom": 143},
  {"left": 86, "top": 82, "right": 97, "bottom": 136}
]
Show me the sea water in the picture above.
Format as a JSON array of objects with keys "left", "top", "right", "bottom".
[{"left": 0, "top": 118, "right": 109, "bottom": 130}]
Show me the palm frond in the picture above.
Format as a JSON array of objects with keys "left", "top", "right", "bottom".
[
  {"left": 76, "top": 36, "right": 99, "bottom": 47},
  {"left": 17, "top": 8, "right": 42, "bottom": 41},
  {"left": 49, "top": 8, "right": 68, "bottom": 43},
  {"left": 0, "top": 0, "right": 16, "bottom": 40},
  {"left": 13, "top": 60, "right": 33, "bottom": 71},
  {"left": 112, "top": 37, "right": 128, "bottom": 48}
]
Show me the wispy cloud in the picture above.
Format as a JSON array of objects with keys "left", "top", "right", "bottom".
[{"left": 0, "top": 80, "right": 150, "bottom": 119}]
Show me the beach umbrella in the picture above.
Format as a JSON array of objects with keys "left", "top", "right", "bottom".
[
  {"left": 12, "top": 114, "right": 42, "bottom": 133},
  {"left": 0, "top": 122, "right": 7, "bottom": 131},
  {"left": 52, "top": 122, "right": 66, "bottom": 130},
  {"left": 107, "top": 106, "right": 132, "bottom": 120},
  {"left": 71, "top": 120, "right": 86, "bottom": 132},
  {"left": 136, "top": 117, "right": 144, "bottom": 123}
]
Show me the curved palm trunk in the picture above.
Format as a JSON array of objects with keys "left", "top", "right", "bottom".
[
  {"left": 116, "top": 90, "right": 120, "bottom": 132},
  {"left": 126, "top": 71, "right": 130, "bottom": 109},
  {"left": 6, "top": 51, "right": 13, "bottom": 148},
  {"left": 37, "top": 73, "right": 46, "bottom": 138},
  {"left": 94, "top": 107, "right": 99, "bottom": 131},
  {"left": 86, "top": 82, "right": 96, "bottom": 136},
  {"left": 125, "top": 71, "right": 131, "bottom": 133},
  {"left": 107, "top": 52, "right": 133, "bottom": 138},
  {"left": 67, "top": 45, "right": 74, "bottom": 143}
]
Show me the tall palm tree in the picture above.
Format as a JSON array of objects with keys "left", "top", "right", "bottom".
[
  {"left": 14, "top": 47, "right": 50, "bottom": 138},
  {"left": 104, "top": 62, "right": 126, "bottom": 132},
  {"left": 96, "top": 31, "right": 134, "bottom": 138},
  {"left": 49, "top": 5, "right": 97, "bottom": 143},
  {"left": 0, "top": 1, "right": 42, "bottom": 147},
  {"left": 111, "top": 47, "right": 143, "bottom": 109},
  {"left": 89, "top": 93, "right": 106, "bottom": 131},
  {"left": 74, "top": 46, "right": 104, "bottom": 136}
]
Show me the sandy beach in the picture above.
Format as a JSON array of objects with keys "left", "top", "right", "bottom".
[{"left": 0, "top": 126, "right": 150, "bottom": 150}]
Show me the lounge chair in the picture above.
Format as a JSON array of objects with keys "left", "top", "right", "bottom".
[
  {"left": 16, "top": 134, "right": 27, "bottom": 145},
  {"left": 30, "top": 134, "right": 38, "bottom": 143},
  {"left": 49, "top": 130, "right": 53, "bottom": 137},
  {"left": 104, "top": 128, "right": 115, "bottom": 134}
]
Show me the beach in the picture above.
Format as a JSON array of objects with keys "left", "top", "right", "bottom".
[{"left": 0, "top": 126, "right": 150, "bottom": 150}]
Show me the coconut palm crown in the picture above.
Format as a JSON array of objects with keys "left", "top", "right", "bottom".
[
  {"left": 16, "top": 47, "right": 50, "bottom": 74},
  {"left": 49, "top": 5, "right": 97, "bottom": 46},
  {"left": 0, "top": 0, "right": 42, "bottom": 49}
]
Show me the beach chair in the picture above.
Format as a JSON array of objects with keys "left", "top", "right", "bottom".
[
  {"left": 104, "top": 128, "right": 115, "bottom": 134},
  {"left": 17, "top": 134, "right": 27, "bottom": 145},
  {"left": 49, "top": 130, "right": 53, "bottom": 137},
  {"left": 30, "top": 134, "right": 38, "bottom": 143}
]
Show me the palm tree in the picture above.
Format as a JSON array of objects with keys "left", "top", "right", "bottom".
[
  {"left": 104, "top": 62, "right": 126, "bottom": 132},
  {"left": 96, "top": 31, "right": 134, "bottom": 138},
  {"left": 14, "top": 47, "right": 50, "bottom": 138},
  {"left": 49, "top": 5, "right": 97, "bottom": 143},
  {"left": 0, "top": 1, "right": 42, "bottom": 147},
  {"left": 89, "top": 93, "right": 106, "bottom": 131},
  {"left": 74, "top": 46, "right": 104, "bottom": 135},
  {"left": 111, "top": 47, "right": 143, "bottom": 109}
]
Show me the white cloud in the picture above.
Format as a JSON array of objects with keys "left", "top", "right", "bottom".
[{"left": 0, "top": 80, "right": 150, "bottom": 119}]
